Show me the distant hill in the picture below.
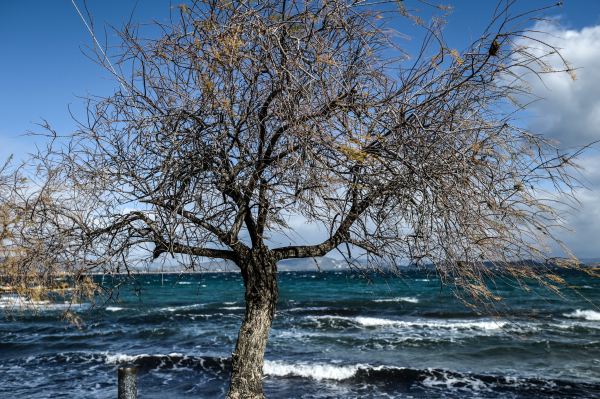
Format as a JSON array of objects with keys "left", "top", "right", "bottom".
[
  {"left": 145, "top": 256, "right": 600, "bottom": 273},
  {"left": 145, "top": 256, "right": 354, "bottom": 272}
]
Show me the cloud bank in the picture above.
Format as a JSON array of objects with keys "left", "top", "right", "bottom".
[
  {"left": 520, "top": 21, "right": 600, "bottom": 148},
  {"left": 518, "top": 21, "right": 600, "bottom": 258}
]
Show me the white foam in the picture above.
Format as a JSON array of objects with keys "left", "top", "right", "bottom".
[
  {"left": 0, "top": 295, "right": 81, "bottom": 310},
  {"left": 563, "top": 309, "right": 600, "bottom": 321},
  {"left": 422, "top": 369, "right": 489, "bottom": 391},
  {"left": 104, "top": 352, "right": 183, "bottom": 365},
  {"left": 159, "top": 304, "right": 203, "bottom": 312},
  {"left": 105, "top": 353, "right": 147, "bottom": 364},
  {"left": 264, "top": 360, "right": 360, "bottom": 380},
  {"left": 0, "top": 296, "right": 49, "bottom": 309},
  {"left": 373, "top": 297, "right": 419, "bottom": 303},
  {"left": 105, "top": 307, "right": 123, "bottom": 311},
  {"left": 309, "top": 315, "right": 506, "bottom": 331},
  {"left": 354, "top": 317, "right": 401, "bottom": 327},
  {"left": 222, "top": 307, "right": 244, "bottom": 310},
  {"left": 264, "top": 360, "right": 406, "bottom": 381}
]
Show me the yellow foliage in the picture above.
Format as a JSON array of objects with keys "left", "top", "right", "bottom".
[{"left": 340, "top": 145, "right": 366, "bottom": 162}]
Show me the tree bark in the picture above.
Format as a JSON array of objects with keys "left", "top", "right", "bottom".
[{"left": 227, "top": 246, "right": 278, "bottom": 399}]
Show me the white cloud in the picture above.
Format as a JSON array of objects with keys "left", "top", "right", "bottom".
[
  {"left": 549, "top": 152, "right": 600, "bottom": 259},
  {"left": 508, "top": 21, "right": 600, "bottom": 260},
  {"left": 264, "top": 213, "right": 331, "bottom": 247},
  {"left": 519, "top": 22, "right": 600, "bottom": 148}
]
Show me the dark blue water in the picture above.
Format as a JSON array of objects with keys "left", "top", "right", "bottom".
[{"left": 1, "top": 270, "right": 600, "bottom": 398}]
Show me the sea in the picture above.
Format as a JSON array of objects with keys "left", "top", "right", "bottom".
[{"left": 1, "top": 268, "right": 600, "bottom": 398}]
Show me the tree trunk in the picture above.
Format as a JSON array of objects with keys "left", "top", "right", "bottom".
[{"left": 226, "top": 246, "right": 278, "bottom": 399}]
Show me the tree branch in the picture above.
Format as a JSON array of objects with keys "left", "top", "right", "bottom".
[
  {"left": 153, "top": 241, "right": 238, "bottom": 262},
  {"left": 273, "top": 185, "right": 390, "bottom": 260},
  {"left": 140, "top": 198, "right": 245, "bottom": 250}
]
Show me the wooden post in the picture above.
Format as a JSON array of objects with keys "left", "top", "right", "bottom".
[{"left": 118, "top": 366, "right": 137, "bottom": 399}]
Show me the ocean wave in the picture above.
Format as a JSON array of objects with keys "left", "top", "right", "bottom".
[
  {"left": 105, "top": 306, "right": 123, "bottom": 311},
  {"left": 105, "top": 352, "right": 151, "bottom": 364},
  {"left": 308, "top": 315, "right": 507, "bottom": 331},
  {"left": 285, "top": 306, "right": 332, "bottom": 312},
  {"left": 422, "top": 368, "right": 490, "bottom": 391},
  {"left": 103, "top": 352, "right": 229, "bottom": 372},
  {"left": 0, "top": 296, "right": 83, "bottom": 311},
  {"left": 0, "top": 296, "right": 50, "bottom": 309},
  {"left": 264, "top": 360, "right": 366, "bottom": 380},
  {"left": 13, "top": 351, "right": 228, "bottom": 372},
  {"left": 373, "top": 297, "right": 419, "bottom": 303},
  {"left": 222, "top": 307, "right": 244, "bottom": 310},
  {"left": 158, "top": 304, "right": 204, "bottom": 312},
  {"left": 8, "top": 352, "right": 600, "bottom": 396},
  {"left": 264, "top": 359, "right": 600, "bottom": 395},
  {"left": 563, "top": 309, "right": 600, "bottom": 321}
]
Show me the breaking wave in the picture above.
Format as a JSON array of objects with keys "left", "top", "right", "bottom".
[
  {"left": 563, "top": 310, "right": 600, "bottom": 321},
  {"left": 373, "top": 297, "right": 419, "bottom": 303},
  {"left": 264, "top": 360, "right": 363, "bottom": 380},
  {"left": 263, "top": 359, "right": 600, "bottom": 396},
  {"left": 6, "top": 352, "right": 600, "bottom": 397},
  {"left": 307, "top": 315, "right": 507, "bottom": 330}
]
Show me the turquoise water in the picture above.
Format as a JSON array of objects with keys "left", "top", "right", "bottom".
[{"left": 1, "top": 269, "right": 600, "bottom": 398}]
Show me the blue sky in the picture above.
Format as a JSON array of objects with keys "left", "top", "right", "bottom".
[{"left": 1, "top": 1, "right": 600, "bottom": 260}]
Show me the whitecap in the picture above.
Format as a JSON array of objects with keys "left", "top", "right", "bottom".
[
  {"left": 0, "top": 296, "right": 50, "bottom": 308},
  {"left": 264, "top": 360, "right": 406, "bottom": 381},
  {"left": 0, "top": 295, "right": 83, "bottom": 310},
  {"left": 422, "top": 368, "right": 489, "bottom": 391},
  {"left": 563, "top": 309, "right": 600, "bottom": 321},
  {"left": 104, "top": 352, "right": 183, "bottom": 365},
  {"left": 354, "top": 317, "right": 403, "bottom": 327},
  {"left": 158, "top": 304, "right": 203, "bottom": 312},
  {"left": 105, "top": 353, "right": 147, "bottom": 364},
  {"left": 373, "top": 297, "right": 419, "bottom": 303},
  {"left": 308, "top": 315, "right": 506, "bottom": 330},
  {"left": 105, "top": 307, "right": 123, "bottom": 312},
  {"left": 264, "top": 360, "right": 360, "bottom": 380}
]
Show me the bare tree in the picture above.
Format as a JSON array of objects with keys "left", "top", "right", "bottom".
[
  {"left": 0, "top": 158, "right": 18, "bottom": 278},
  {"left": 0, "top": 159, "right": 97, "bottom": 320},
  {"left": 11, "top": 0, "right": 596, "bottom": 397}
]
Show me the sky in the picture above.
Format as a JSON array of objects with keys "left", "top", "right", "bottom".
[{"left": 1, "top": 0, "right": 600, "bottom": 261}]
